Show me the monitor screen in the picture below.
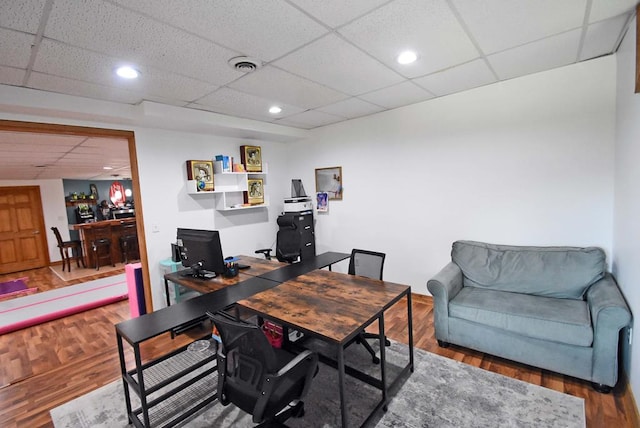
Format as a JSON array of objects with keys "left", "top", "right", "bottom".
[{"left": 176, "top": 228, "right": 225, "bottom": 278}]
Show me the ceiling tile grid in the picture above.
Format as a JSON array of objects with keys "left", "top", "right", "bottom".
[{"left": 0, "top": 0, "right": 638, "bottom": 179}]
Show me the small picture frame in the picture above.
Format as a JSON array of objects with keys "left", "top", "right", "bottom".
[
  {"left": 240, "top": 145, "right": 262, "bottom": 172},
  {"left": 186, "top": 160, "right": 214, "bottom": 191},
  {"left": 315, "top": 166, "right": 343, "bottom": 200},
  {"left": 316, "top": 192, "right": 328, "bottom": 212},
  {"left": 245, "top": 178, "right": 264, "bottom": 205}
]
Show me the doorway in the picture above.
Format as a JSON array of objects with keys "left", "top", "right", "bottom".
[{"left": 0, "top": 120, "right": 150, "bottom": 313}]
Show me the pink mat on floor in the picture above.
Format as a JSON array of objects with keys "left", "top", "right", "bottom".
[{"left": 0, "top": 274, "right": 127, "bottom": 334}]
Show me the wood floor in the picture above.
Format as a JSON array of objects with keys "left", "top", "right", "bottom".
[{"left": 0, "top": 267, "right": 637, "bottom": 427}]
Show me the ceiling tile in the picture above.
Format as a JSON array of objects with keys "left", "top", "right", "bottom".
[
  {"left": 45, "top": 0, "right": 242, "bottom": 85},
  {"left": 413, "top": 59, "right": 497, "bottom": 97},
  {"left": 0, "top": 0, "right": 47, "bottom": 33},
  {"left": 452, "top": 0, "right": 586, "bottom": 54},
  {"left": 338, "top": 0, "right": 479, "bottom": 78},
  {"left": 229, "top": 65, "right": 348, "bottom": 110},
  {"left": 580, "top": 15, "right": 629, "bottom": 61},
  {"left": 359, "top": 81, "right": 435, "bottom": 109},
  {"left": 290, "top": 0, "right": 389, "bottom": 28},
  {"left": 0, "top": 66, "right": 26, "bottom": 86},
  {"left": 316, "top": 97, "right": 385, "bottom": 119},
  {"left": 112, "top": 0, "right": 328, "bottom": 62},
  {"left": 192, "top": 87, "right": 305, "bottom": 121},
  {"left": 487, "top": 29, "right": 582, "bottom": 81},
  {"left": 589, "top": 0, "right": 638, "bottom": 22},
  {"left": 0, "top": 28, "right": 36, "bottom": 69},
  {"left": 275, "top": 110, "right": 344, "bottom": 129},
  {"left": 28, "top": 72, "right": 144, "bottom": 105},
  {"left": 33, "top": 40, "right": 218, "bottom": 103},
  {"left": 274, "top": 34, "right": 405, "bottom": 95}
]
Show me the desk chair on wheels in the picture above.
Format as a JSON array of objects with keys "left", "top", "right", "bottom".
[
  {"left": 255, "top": 215, "right": 301, "bottom": 263},
  {"left": 349, "top": 248, "right": 391, "bottom": 364},
  {"left": 207, "top": 311, "right": 318, "bottom": 427},
  {"left": 51, "top": 227, "right": 85, "bottom": 272}
]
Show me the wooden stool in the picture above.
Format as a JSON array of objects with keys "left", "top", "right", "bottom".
[
  {"left": 51, "top": 227, "right": 85, "bottom": 271},
  {"left": 91, "top": 226, "right": 114, "bottom": 270},
  {"left": 119, "top": 224, "right": 139, "bottom": 264}
]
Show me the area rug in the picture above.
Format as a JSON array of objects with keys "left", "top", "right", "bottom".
[
  {"left": 0, "top": 277, "right": 37, "bottom": 301},
  {"left": 0, "top": 274, "right": 127, "bottom": 334},
  {"left": 49, "top": 263, "right": 125, "bottom": 282},
  {"left": 50, "top": 341, "right": 585, "bottom": 428}
]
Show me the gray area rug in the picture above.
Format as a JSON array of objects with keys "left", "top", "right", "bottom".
[{"left": 50, "top": 340, "right": 585, "bottom": 427}]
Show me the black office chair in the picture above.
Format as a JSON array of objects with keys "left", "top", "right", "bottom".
[
  {"left": 256, "top": 215, "right": 301, "bottom": 263},
  {"left": 207, "top": 311, "right": 318, "bottom": 427},
  {"left": 348, "top": 249, "right": 391, "bottom": 364}
]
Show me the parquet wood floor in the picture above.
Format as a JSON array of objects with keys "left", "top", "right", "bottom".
[{"left": 0, "top": 267, "right": 637, "bottom": 427}]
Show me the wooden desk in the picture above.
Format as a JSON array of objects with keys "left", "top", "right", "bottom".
[
  {"left": 70, "top": 218, "right": 137, "bottom": 267},
  {"left": 238, "top": 269, "right": 414, "bottom": 428}
]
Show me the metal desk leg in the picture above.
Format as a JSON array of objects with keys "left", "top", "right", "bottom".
[
  {"left": 134, "top": 344, "right": 151, "bottom": 428},
  {"left": 378, "top": 314, "right": 388, "bottom": 410},
  {"left": 407, "top": 292, "right": 414, "bottom": 372},
  {"left": 164, "top": 278, "right": 171, "bottom": 307},
  {"left": 116, "top": 333, "right": 133, "bottom": 424},
  {"left": 337, "top": 345, "right": 349, "bottom": 427}
]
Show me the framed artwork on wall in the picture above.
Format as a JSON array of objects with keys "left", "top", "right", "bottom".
[
  {"left": 315, "top": 166, "right": 342, "bottom": 200},
  {"left": 240, "top": 145, "right": 262, "bottom": 172},
  {"left": 245, "top": 178, "right": 264, "bottom": 205},
  {"left": 186, "top": 160, "right": 214, "bottom": 191}
]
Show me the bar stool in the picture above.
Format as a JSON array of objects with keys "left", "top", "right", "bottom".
[
  {"left": 119, "top": 223, "right": 139, "bottom": 264},
  {"left": 51, "top": 227, "right": 85, "bottom": 271},
  {"left": 91, "top": 226, "right": 114, "bottom": 270}
]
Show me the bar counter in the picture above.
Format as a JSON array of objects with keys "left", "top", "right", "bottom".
[{"left": 70, "top": 218, "right": 137, "bottom": 267}]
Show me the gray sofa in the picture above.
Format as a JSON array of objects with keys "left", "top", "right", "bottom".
[{"left": 427, "top": 240, "right": 631, "bottom": 392}]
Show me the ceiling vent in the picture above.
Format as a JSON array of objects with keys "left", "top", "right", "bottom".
[{"left": 228, "top": 56, "right": 262, "bottom": 73}]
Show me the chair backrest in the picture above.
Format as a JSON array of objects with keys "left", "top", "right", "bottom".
[
  {"left": 208, "top": 313, "right": 280, "bottom": 417},
  {"left": 276, "top": 215, "right": 300, "bottom": 263},
  {"left": 51, "top": 227, "right": 64, "bottom": 246},
  {"left": 348, "top": 249, "right": 386, "bottom": 280}
]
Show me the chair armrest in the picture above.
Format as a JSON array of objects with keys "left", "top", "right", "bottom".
[
  {"left": 427, "top": 262, "right": 463, "bottom": 342},
  {"left": 586, "top": 273, "right": 632, "bottom": 386},
  {"left": 276, "top": 349, "right": 319, "bottom": 399}
]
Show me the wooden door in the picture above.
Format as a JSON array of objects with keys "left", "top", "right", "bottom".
[{"left": 0, "top": 186, "right": 49, "bottom": 274}]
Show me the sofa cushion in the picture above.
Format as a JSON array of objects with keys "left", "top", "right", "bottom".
[
  {"left": 451, "top": 240, "right": 605, "bottom": 299},
  {"left": 449, "top": 287, "right": 593, "bottom": 347}
]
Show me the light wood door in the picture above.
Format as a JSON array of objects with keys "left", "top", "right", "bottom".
[{"left": 0, "top": 186, "right": 49, "bottom": 274}]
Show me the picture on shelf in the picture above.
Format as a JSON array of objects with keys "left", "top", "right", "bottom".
[
  {"left": 186, "top": 160, "right": 214, "bottom": 191},
  {"left": 244, "top": 178, "right": 264, "bottom": 205},
  {"left": 317, "top": 192, "right": 328, "bottom": 212},
  {"left": 240, "top": 145, "right": 262, "bottom": 172},
  {"left": 315, "top": 166, "right": 343, "bottom": 200}
]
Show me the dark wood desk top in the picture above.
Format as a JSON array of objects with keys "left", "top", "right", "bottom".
[
  {"left": 69, "top": 217, "right": 136, "bottom": 230},
  {"left": 238, "top": 269, "right": 410, "bottom": 345}
]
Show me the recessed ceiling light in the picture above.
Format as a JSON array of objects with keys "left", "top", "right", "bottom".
[
  {"left": 397, "top": 51, "right": 417, "bottom": 65},
  {"left": 103, "top": 166, "right": 113, "bottom": 170},
  {"left": 115, "top": 65, "right": 140, "bottom": 79},
  {"left": 269, "top": 106, "right": 282, "bottom": 114}
]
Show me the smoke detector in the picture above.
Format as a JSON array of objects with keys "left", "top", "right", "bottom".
[{"left": 228, "top": 56, "right": 262, "bottom": 73}]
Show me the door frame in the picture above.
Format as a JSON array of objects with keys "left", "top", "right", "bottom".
[{"left": 0, "top": 120, "right": 151, "bottom": 314}]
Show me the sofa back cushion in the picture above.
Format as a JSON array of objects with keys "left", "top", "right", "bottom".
[{"left": 451, "top": 240, "right": 605, "bottom": 299}]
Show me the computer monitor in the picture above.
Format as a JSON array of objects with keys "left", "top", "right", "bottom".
[{"left": 176, "top": 228, "right": 225, "bottom": 278}]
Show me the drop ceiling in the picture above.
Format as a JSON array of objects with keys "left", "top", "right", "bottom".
[{"left": 0, "top": 0, "right": 637, "bottom": 180}]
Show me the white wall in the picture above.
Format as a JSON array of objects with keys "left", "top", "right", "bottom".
[
  {"left": 614, "top": 17, "right": 640, "bottom": 409},
  {"left": 132, "top": 127, "right": 289, "bottom": 308},
  {"left": 288, "top": 56, "right": 617, "bottom": 295},
  {"left": 0, "top": 178, "right": 67, "bottom": 262}
]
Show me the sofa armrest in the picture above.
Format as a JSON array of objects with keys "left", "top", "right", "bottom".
[
  {"left": 427, "top": 262, "right": 463, "bottom": 342},
  {"left": 586, "top": 273, "right": 632, "bottom": 386}
]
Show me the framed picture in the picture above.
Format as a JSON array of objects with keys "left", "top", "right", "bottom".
[
  {"left": 186, "top": 160, "right": 214, "bottom": 191},
  {"left": 240, "top": 145, "right": 262, "bottom": 172},
  {"left": 315, "top": 166, "right": 343, "bottom": 200},
  {"left": 316, "top": 192, "right": 328, "bottom": 212},
  {"left": 244, "top": 178, "right": 264, "bottom": 205}
]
